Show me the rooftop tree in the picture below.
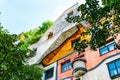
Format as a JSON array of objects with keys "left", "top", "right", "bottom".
[{"left": 18, "top": 20, "right": 53, "bottom": 57}]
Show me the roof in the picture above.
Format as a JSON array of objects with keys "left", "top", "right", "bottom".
[{"left": 28, "top": 3, "right": 87, "bottom": 65}]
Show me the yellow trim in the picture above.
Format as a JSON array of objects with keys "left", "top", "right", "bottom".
[{"left": 42, "top": 24, "right": 86, "bottom": 65}]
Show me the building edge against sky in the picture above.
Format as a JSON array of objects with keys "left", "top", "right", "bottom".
[{"left": 28, "top": 3, "right": 120, "bottom": 80}]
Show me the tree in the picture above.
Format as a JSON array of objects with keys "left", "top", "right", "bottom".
[
  {"left": 66, "top": 0, "right": 120, "bottom": 52},
  {"left": 0, "top": 24, "right": 44, "bottom": 80}
]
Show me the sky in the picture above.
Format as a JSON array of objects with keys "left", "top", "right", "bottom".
[{"left": 0, "top": 0, "right": 85, "bottom": 34}]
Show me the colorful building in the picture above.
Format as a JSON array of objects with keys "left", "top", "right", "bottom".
[{"left": 28, "top": 3, "right": 120, "bottom": 80}]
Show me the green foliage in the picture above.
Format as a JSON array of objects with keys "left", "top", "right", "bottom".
[
  {"left": 21, "top": 20, "right": 53, "bottom": 44},
  {"left": 89, "top": 25, "right": 109, "bottom": 50},
  {"left": 73, "top": 40, "right": 88, "bottom": 52},
  {"left": 66, "top": 0, "right": 120, "bottom": 51},
  {"left": 19, "top": 20, "right": 53, "bottom": 57},
  {"left": 66, "top": 0, "right": 120, "bottom": 26},
  {"left": 0, "top": 24, "right": 44, "bottom": 80}
]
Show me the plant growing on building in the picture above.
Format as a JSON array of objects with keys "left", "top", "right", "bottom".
[
  {"left": 73, "top": 40, "right": 88, "bottom": 52},
  {"left": 66, "top": 0, "right": 120, "bottom": 51},
  {"left": 18, "top": 20, "right": 53, "bottom": 57}
]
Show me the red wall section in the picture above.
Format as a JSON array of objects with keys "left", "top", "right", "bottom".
[
  {"left": 58, "top": 48, "right": 120, "bottom": 80},
  {"left": 85, "top": 34, "right": 120, "bottom": 69},
  {"left": 57, "top": 34, "right": 120, "bottom": 80},
  {"left": 57, "top": 52, "right": 79, "bottom": 80},
  {"left": 85, "top": 47, "right": 120, "bottom": 69}
]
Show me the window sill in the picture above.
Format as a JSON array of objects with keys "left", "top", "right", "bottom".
[
  {"left": 61, "top": 68, "right": 72, "bottom": 73},
  {"left": 111, "top": 74, "right": 120, "bottom": 79}
]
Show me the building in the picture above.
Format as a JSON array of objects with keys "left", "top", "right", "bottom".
[{"left": 28, "top": 3, "right": 120, "bottom": 80}]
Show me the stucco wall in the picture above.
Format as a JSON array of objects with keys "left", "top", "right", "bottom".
[
  {"left": 42, "top": 25, "right": 85, "bottom": 65},
  {"left": 57, "top": 51, "right": 79, "bottom": 80},
  {"left": 57, "top": 50, "right": 120, "bottom": 80},
  {"left": 28, "top": 3, "right": 80, "bottom": 65},
  {"left": 82, "top": 53, "right": 120, "bottom": 80},
  {"left": 85, "top": 34, "right": 120, "bottom": 69}
]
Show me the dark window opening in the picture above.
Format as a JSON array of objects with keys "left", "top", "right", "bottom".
[
  {"left": 67, "top": 10, "right": 73, "bottom": 17},
  {"left": 47, "top": 32, "right": 53, "bottom": 39},
  {"left": 45, "top": 68, "right": 54, "bottom": 80}
]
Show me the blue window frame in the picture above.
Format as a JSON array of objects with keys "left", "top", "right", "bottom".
[
  {"left": 68, "top": 61, "right": 71, "bottom": 70},
  {"left": 61, "top": 61, "right": 71, "bottom": 72},
  {"left": 107, "top": 59, "right": 120, "bottom": 79},
  {"left": 99, "top": 41, "right": 116, "bottom": 55}
]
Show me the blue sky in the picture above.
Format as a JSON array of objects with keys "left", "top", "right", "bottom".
[{"left": 0, "top": 0, "right": 85, "bottom": 34}]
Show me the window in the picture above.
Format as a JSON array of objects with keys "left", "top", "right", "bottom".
[
  {"left": 47, "top": 32, "right": 53, "bottom": 40},
  {"left": 67, "top": 9, "right": 74, "bottom": 17},
  {"left": 99, "top": 41, "right": 116, "bottom": 55},
  {"left": 61, "top": 61, "right": 71, "bottom": 72},
  {"left": 33, "top": 48, "right": 37, "bottom": 55},
  {"left": 105, "top": 22, "right": 113, "bottom": 29},
  {"left": 45, "top": 68, "right": 54, "bottom": 80},
  {"left": 28, "top": 48, "right": 37, "bottom": 57},
  {"left": 107, "top": 59, "right": 120, "bottom": 79}
]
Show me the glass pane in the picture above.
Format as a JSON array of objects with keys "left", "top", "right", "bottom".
[
  {"left": 117, "top": 67, "right": 120, "bottom": 74},
  {"left": 45, "top": 68, "right": 54, "bottom": 79},
  {"left": 67, "top": 61, "right": 71, "bottom": 70},
  {"left": 100, "top": 47, "right": 108, "bottom": 55},
  {"left": 62, "top": 63, "right": 66, "bottom": 72},
  {"left": 108, "top": 63, "right": 115, "bottom": 69},
  {"left": 110, "top": 69, "right": 117, "bottom": 77},
  {"left": 115, "top": 60, "right": 120, "bottom": 67},
  {"left": 109, "top": 22, "right": 113, "bottom": 28},
  {"left": 108, "top": 42, "right": 116, "bottom": 51}
]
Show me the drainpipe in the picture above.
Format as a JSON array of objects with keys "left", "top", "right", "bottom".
[{"left": 56, "top": 61, "right": 58, "bottom": 80}]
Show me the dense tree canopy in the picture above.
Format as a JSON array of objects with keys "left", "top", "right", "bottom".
[
  {"left": 66, "top": 0, "right": 120, "bottom": 52},
  {"left": 0, "top": 21, "right": 53, "bottom": 79}
]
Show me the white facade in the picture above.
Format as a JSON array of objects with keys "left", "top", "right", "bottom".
[
  {"left": 42, "top": 62, "right": 57, "bottom": 80},
  {"left": 82, "top": 53, "right": 120, "bottom": 80},
  {"left": 28, "top": 3, "right": 79, "bottom": 65},
  {"left": 28, "top": 3, "right": 88, "bottom": 65}
]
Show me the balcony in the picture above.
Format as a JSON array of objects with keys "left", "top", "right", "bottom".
[{"left": 72, "top": 53, "right": 87, "bottom": 78}]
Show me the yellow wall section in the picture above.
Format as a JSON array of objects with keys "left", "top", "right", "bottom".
[{"left": 42, "top": 24, "right": 85, "bottom": 65}]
